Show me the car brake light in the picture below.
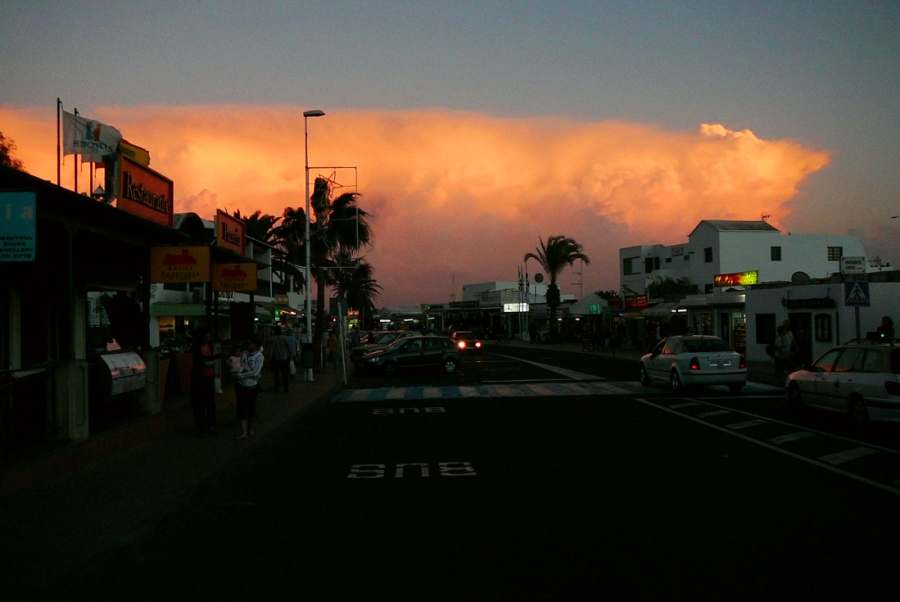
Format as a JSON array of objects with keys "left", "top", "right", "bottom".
[
  {"left": 690, "top": 357, "right": 700, "bottom": 370},
  {"left": 457, "top": 341, "right": 466, "bottom": 349},
  {"left": 739, "top": 355, "right": 746, "bottom": 369},
  {"left": 475, "top": 341, "right": 482, "bottom": 348},
  {"left": 884, "top": 381, "right": 900, "bottom": 396}
]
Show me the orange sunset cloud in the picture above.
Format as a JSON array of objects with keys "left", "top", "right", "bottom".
[{"left": 0, "top": 106, "right": 830, "bottom": 306}]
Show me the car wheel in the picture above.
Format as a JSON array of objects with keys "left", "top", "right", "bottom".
[
  {"left": 728, "top": 384, "right": 743, "bottom": 393},
  {"left": 670, "top": 370, "right": 683, "bottom": 392},
  {"left": 849, "top": 395, "right": 869, "bottom": 430},
  {"left": 443, "top": 358, "right": 459, "bottom": 374},
  {"left": 639, "top": 364, "right": 652, "bottom": 387},
  {"left": 383, "top": 362, "right": 398, "bottom": 376}
]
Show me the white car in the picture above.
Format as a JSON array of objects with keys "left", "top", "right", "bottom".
[
  {"left": 785, "top": 340, "right": 900, "bottom": 429},
  {"left": 639, "top": 335, "right": 747, "bottom": 393}
]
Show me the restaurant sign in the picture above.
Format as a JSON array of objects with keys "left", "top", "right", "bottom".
[
  {"left": 625, "top": 294, "right": 649, "bottom": 309},
  {"left": 215, "top": 210, "right": 246, "bottom": 255},
  {"left": 714, "top": 270, "right": 759, "bottom": 287},
  {"left": 117, "top": 156, "right": 174, "bottom": 227},
  {"left": 211, "top": 263, "right": 257, "bottom": 292},
  {"left": 150, "top": 246, "right": 210, "bottom": 283}
]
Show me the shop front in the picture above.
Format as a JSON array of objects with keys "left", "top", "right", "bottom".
[{"left": 1, "top": 165, "right": 188, "bottom": 445}]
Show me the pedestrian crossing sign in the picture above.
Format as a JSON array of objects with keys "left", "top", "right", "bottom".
[{"left": 843, "top": 281, "right": 870, "bottom": 307}]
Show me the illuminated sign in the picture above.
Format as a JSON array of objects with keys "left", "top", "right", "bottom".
[
  {"left": 714, "top": 270, "right": 759, "bottom": 287},
  {"left": 211, "top": 263, "right": 257, "bottom": 292},
  {"left": 150, "top": 246, "right": 210, "bottom": 283},
  {"left": 0, "top": 191, "right": 36, "bottom": 262},
  {"left": 503, "top": 303, "right": 529, "bottom": 313},
  {"left": 215, "top": 210, "right": 246, "bottom": 255},
  {"left": 625, "top": 294, "right": 648, "bottom": 309},
  {"left": 117, "top": 156, "right": 174, "bottom": 227}
]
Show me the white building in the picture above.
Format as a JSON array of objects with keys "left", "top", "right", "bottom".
[{"left": 620, "top": 220, "right": 869, "bottom": 296}]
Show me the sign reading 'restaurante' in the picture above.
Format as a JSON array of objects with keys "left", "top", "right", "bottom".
[
  {"left": 150, "top": 246, "right": 210, "bottom": 283},
  {"left": 118, "top": 156, "right": 174, "bottom": 227}
]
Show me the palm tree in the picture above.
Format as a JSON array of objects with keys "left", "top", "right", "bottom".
[
  {"left": 231, "top": 209, "right": 280, "bottom": 244},
  {"left": 524, "top": 236, "right": 590, "bottom": 340},
  {"left": 332, "top": 259, "right": 382, "bottom": 329},
  {"left": 275, "top": 177, "right": 373, "bottom": 362},
  {"left": 232, "top": 209, "right": 305, "bottom": 294}
]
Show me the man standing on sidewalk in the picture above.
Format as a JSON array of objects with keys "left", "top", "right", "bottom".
[{"left": 267, "top": 326, "right": 292, "bottom": 393}]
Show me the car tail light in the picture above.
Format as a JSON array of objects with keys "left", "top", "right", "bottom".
[
  {"left": 475, "top": 341, "right": 482, "bottom": 349},
  {"left": 690, "top": 357, "right": 700, "bottom": 370},
  {"left": 739, "top": 355, "right": 746, "bottom": 369},
  {"left": 457, "top": 341, "right": 466, "bottom": 350},
  {"left": 884, "top": 381, "right": 900, "bottom": 396}
]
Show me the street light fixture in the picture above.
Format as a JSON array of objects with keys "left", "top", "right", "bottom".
[{"left": 303, "top": 109, "right": 325, "bottom": 380}]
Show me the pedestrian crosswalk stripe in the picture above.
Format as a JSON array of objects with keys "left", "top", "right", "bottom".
[
  {"left": 696, "top": 410, "right": 731, "bottom": 418},
  {"left": 331, "top": 380, "right": 646, "bottom": 402},
  {"left": 819, "top": 447, "right": 878, "bottom": 465},
  {"left": 768, "top": 431, "right": 815, "bottom": 445}
]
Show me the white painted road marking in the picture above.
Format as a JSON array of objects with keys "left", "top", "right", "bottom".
[
  {"left": 669, "top": 402, "right": 701, "bottom": 409},
  {"left": 818, "top": 447, "right": 879, "bottom": 465},
  {"left": 635, "top": 398, "right": 900, "bottom": 497},
  {"left": 726, "top": 419, "right": 768, "bottom": 430},
  {"left": 696, "top": 410, "right": 732, "bottom": 418},
  {"left": 768, "top": 432, "right": 816, "bottom": 445}
]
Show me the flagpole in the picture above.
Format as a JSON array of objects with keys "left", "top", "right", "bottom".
[
  {"left": 73, "top": 108, "right": 79, "bottom": 194},
  {"left": 56, "top": 98, "right": 61, "bottom": 186}
]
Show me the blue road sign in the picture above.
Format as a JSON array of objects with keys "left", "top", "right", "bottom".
[
  {"left": 844, "top": 281, "right": 870, "bottom": 307},
  {"left": 0, "top": 191, "right": 36, "bottom": 262}
]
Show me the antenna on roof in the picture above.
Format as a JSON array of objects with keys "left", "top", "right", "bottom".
[{"left": 761, "top": 214, "right": 770, "bottom": 221}]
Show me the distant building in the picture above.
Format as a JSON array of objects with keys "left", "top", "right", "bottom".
[{"left": 620, "top": 220, "right": 869, "bottom": 295}]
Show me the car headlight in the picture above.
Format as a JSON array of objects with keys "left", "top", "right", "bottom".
[{"left": 367, "top": 356, "right": 381, "bottom": 363}]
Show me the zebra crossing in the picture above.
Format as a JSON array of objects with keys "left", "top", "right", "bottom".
[{"left": 331, "top": 380, "right": 644, "bottom": 402}]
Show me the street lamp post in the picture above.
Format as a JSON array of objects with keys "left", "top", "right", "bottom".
[{"left": 303, "top": 109, "right": 325, "bottom": 381}]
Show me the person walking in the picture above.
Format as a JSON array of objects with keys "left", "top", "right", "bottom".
[
  {"left": 267, "top": 325, "right": 292, "bottom": 393},
  {"left": 328, "top": 327, "right": 342, "bottom": 370},
  {"left": 299, "top": 327, "right": 314, "bottom": 381},
  {"left": 235, "top": 336, "right": 264, "bottom": 440},
  {"left": 190, "top": 328, "right": 221, "bottom": 437}
]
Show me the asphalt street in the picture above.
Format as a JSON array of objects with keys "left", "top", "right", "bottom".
[{"left": 51, "top": 343, "right": 900, "bottom": 601}]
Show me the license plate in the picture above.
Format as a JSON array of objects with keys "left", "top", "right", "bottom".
[{"left": 708, "top": 359, "right": 731, "bottom": 367}]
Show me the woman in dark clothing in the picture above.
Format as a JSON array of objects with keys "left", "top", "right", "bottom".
[{"left": 190, "top": 328, "right": 221, "bottom": 436}]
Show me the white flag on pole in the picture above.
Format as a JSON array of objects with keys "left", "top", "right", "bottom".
[{"left": 62, "top": 110, "right": 122, "bottom": 162}]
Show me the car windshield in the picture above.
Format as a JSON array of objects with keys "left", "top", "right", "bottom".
[
  {"left": 379, "top": 333, "right": 402, "bottom": 344},
  {"left": 681, "top": 338, "right": 733, "bottom": 353},
  {"left": 457, "top": 332, "right": 478, "bottom": 340}
]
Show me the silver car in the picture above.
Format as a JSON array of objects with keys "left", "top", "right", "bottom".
[
  {"left": 639, "top": 335, "right": 747, "bottom": 393},
  {"left": 785, "top": 339, "right": 900, "bottom": 429}
]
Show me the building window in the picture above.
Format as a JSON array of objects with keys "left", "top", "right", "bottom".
[
  {"left": 704, "top": 283, "right": 713, "bottom": 293},
  {"left": 827, "top": 246, "right": 843, "bottom": 261},
  {"left": 624, "top": 257, "right": 639, "bottom": 275},
  {"left": 756, "top": 313, "right": 776, "bottom": 344},
  {"left": 704, "top": 247, "right": 713, "bottom": 263},
  {"left": 645, "top": 257, "right": 654, "bottom": 274},
  {"left": 771, "top": 246, "right": 782, "bottom": 261},
  {"left": 815, "top": 313, "right": 832, "bottom": 342},
  {"left": 665, "top": 257, "right": 671, "bottom": 263}
]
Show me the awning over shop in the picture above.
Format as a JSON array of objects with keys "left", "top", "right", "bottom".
[
  {"left": 151, "top": 303, "right": 207, "bottom": 317},
  {"left": 642, "top": 301, "right": 682, "bottom": 318}
]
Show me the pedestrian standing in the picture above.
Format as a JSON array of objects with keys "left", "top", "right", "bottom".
[
  {"left": 267, "top": 325, "right": 292, "bottom": 393},
  {"left": 190, "top": 328, "right": 221, "bottom": 436},
  {"left": 329, "top": 327, "right": 342, "bottom": 370},
  {"left": 285, "top": 328, "right": 299, "bottom": 378},
  {"left": 235, "top": 336, "right": 264, "bottom": 440},
  {"left": 773, "top": 325, "right": 793, "bottom": 384}
]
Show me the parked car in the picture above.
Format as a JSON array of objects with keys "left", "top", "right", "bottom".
[
  {"left": 450, "top": 330, "right": 483, "bottom": 354},
  {"left": 785, "top": 339, "right": 900, "bottom": 429},
  {"left": 350, "top": 330, "right": 421, "bottom": 366},
  {"left": 639, "top": 335, "right": 746, "bottom": 392},
  {"left": 361, "top": 336, "right": 460, "bottom": 376}
]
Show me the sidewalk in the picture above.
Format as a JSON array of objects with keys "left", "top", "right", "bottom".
[{"left": 0, "top": 365, "right": 344, "bottom": 601}]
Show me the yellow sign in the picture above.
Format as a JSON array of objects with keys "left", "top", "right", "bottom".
[
  {"left": 714, "top": 270, "right": 759, "bottom": 287},
  {"left": 211, "top": 263, "right": 258, "bottom": 292},
  {"left": 150, "top": 246, "right": 211, "bottom": 283}
]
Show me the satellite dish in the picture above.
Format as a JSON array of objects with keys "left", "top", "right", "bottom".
[
  {"left": 534, "top": 273, "right": 544, "bottom": 283},
  {"left": 791, "top": 271, "right": 810, "bottom": 284}
]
